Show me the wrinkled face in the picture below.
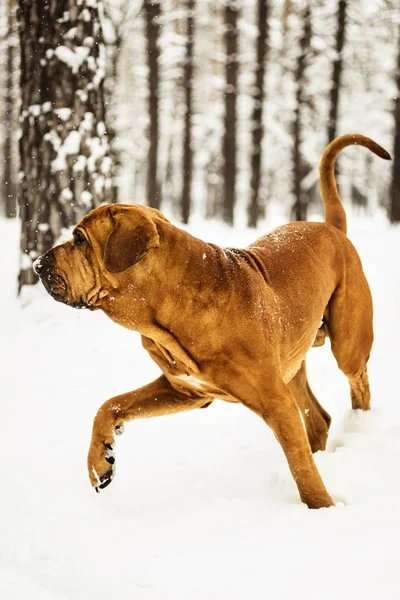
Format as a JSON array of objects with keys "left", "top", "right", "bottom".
[
  {"left": 33, "top": 210, "right": 110, "bottom": 309},
  {"left": 33, "top": 204, "right": 162, "bottom": 310}
]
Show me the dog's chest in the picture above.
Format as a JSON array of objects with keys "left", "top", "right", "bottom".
[{"left": 141, "top": 334, "right": 222, "bottom": 397}]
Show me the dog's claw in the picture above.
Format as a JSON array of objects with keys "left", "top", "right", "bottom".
[
  {"left": 98, "top": 477, "right": 112, "bottom": 490},
  {"left": 100, "top": 467, "right": 113, "bottom": 482},
  {"left": 115, "top": 425, "right": 124, "bottom": 436},
  {"left": 105, "top": 442, "right": 115, "bottom": 465},
  {"left": 93, "top": 466, "right": 114, "bottom": 493}
]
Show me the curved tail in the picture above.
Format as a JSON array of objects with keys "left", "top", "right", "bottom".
[{"left": 319, "top": 134, "right": 391, "bottom": 235}]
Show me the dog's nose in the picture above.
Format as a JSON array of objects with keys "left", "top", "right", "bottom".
[
  {"left": 33, "top": 252, "right": 53, "bottom": 275},
  {"left": 33, "top": 256, "right": 44, "bottom": 275}
]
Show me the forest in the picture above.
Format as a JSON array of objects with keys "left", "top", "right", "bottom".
[{"left": 0, "top": 0, "right": 399, "bottom": 289}]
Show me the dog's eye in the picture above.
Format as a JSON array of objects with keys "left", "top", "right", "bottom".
[{"left": 74, "top": 231, "right": 86, "bottom": 246}]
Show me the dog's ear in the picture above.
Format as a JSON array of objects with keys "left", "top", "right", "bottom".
[{"left": 104, "top": 209, "right": 160, "bottom": 273}]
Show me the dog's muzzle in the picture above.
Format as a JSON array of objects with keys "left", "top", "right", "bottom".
[
  {"left": 33, "top": 251, "right": 68, "bottom": 303},
  {"left": 34, "top": 251, "right": 92, "bottom": 309}
]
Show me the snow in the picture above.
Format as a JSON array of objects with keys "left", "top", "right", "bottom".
[
  {"left": 73, "top": 154, "right": 87, "bottom": 172},
  {"left": 1, "top": 213, "right": 400, "bottom": 599},
  {"left": 55, "top": 46, "right": 89, "bottom": 74},
  {"left": 51, "top": 154, "right": 67, "bottom": 172},
  {"left": 19, "top": 250, "right": 32, "bottom": 269},
  {"left": 75, "top": 89, "right": 88, "bottom": 103},
  {"left": 28, "top": 104, "right": 41, "bottom": 117},
  {"left": 44, "top": 130, "right": 61, "bottom": 151},
  {"left": 63, "top": 130, "right": 81, "bottom": 155},
  {"left": 55, "top": 108, "right": 72, "bottom": 122},
  {"left": 100, "top": 156, "right": 112, "bottom": 175},
  {"left": 80, "top": 190, "right": 93, "bottom": 206},
  {"left": 93, "top": 174, "right": 105, "bottom": 194},
  {"left": 65, "top": 27, "right": 78, "bottom": 40},
  {"left": 60, "top": 188, "right": 73, "bottom": 201},
  {"left": 87, "top": 137, "right": 107, "bottom": 172},
  {"left": 79, "top": 8, "right": 91, "bottom": 22},
  {"left": 83, "top": 36, "right": 94, "bottom": 48}
]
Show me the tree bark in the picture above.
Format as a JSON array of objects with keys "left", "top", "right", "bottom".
[
  {"left": 144, "top": 0, "right": 162, "bottom": 210},
  {"left": 291, "top": 3, "right": 312, "bottom": 222},
  {"left": 181, "top": 0, "right": 195, "bottom": 224},
  {"left": 17, "top": 0, "right": 113, "bottom": 289},
  {"left": 222, "top": 1, "right": 239, "bottom": 226},
  {"left": 327, "top": 0, "right": 346, "bottom": 143},
  {"left": 3, "top": 0, "right": 17, "bottom": 218},
  {"left": 390, "top": 26, "right": 400, "bottom": 223},
  {"left": 248, "top": 0, "right": 269, "bottom": 228}
]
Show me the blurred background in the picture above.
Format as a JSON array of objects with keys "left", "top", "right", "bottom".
[{"left": 0, "top": 0, "right": 399, "bottom": 288}]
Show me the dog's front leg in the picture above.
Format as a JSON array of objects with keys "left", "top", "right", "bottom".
[{"left": 87, "top": 375, "right": 208, "bottom": 491}]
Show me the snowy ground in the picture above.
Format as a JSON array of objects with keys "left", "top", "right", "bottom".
[{"left": 1, "top": 211, "right": 400, "bottom": 599}]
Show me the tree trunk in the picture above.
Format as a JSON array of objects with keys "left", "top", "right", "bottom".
[
  {"left": 102, "top": 1, "right": 130, "bottom": 205},
  {"left": 144, "top": 0, "right": 162, "bottom": 210},
  {"left": 181, "top": 0, "right": 195, "bottom": 224},
  {"left": 291, "top": 4, "right": 312, "bottom": 222},
  {"left": 390, "top": 26, "right": 400, "bottom": 223},
  {"left": 327, "top": 0, "right": 346, "bottom": 143},
  {"left": 3, "top": 0, "right": 17, "bottom": 218},
  {"left": 222, "top": 1, "right": 239, "bottom": 226},
  {"left": 17, "top": 0, "right": 113, "bottom": 290},
  {"left": 248, "top": 0, "right": 269, "bottom": 228}
]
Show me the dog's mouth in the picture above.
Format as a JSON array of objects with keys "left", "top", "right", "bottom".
[
  {"left": 39, "top": 271, "right": 67, "bottom": 301},
  {"left": 36, "top": 267, "right": 93, "bottom": 310},
  {"left": 40, "top": 275, "right": 93, "bottom": 310},
  {"left": 68, "top": 298, "right": 94, "bottom": 310}
]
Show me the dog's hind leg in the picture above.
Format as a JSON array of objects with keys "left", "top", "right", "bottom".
[
  {"left": 236, "top": 379, "right": 334, "bottom": 508},
  {"left": 288, "top": 360, "right": 331, "bottom": 452},
  {"left": 326, "top": 259, "right": 373, "bottom": 411}
]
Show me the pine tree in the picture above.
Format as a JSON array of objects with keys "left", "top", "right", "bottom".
[{"left": 17, "top": 0, "right": 113, "bottom": 289}]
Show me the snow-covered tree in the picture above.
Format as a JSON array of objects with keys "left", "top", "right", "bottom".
[
  {"left": 1, "top": 0, "right": 18, "bottom": 218},
  {"left": 17, "top": 0, "right": 113, "bottom": 288}
]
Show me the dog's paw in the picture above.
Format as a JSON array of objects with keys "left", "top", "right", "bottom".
[{"left": 88, "top": 440, "right": 117, "bottom": 492}]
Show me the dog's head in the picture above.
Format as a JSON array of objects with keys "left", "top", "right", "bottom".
[{"left": 33, "top": 204, "right": 166, "bottom": 310}]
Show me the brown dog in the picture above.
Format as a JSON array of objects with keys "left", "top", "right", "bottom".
[{"left": 34, "top": 134, "right": 390, "bottom": 508}]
